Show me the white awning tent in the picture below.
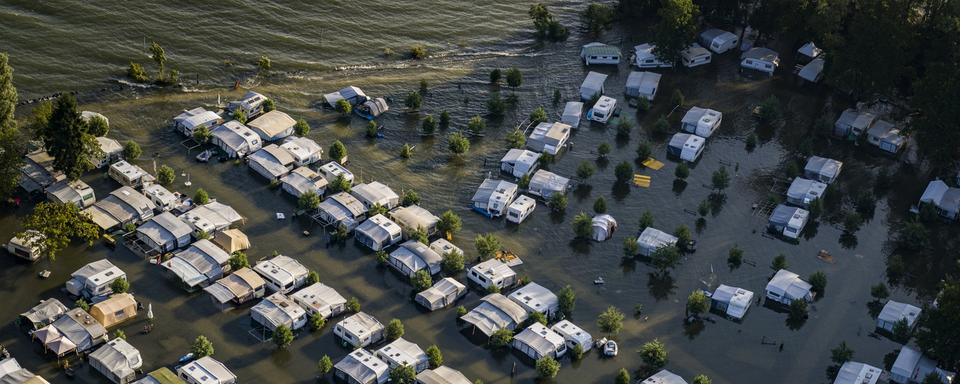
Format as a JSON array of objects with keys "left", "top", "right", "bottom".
[
  {"left": 250, "top": 292, "right": 307, "bottom": 331},
  {"left": 416, "top": 366, "right": 471, "bottom": 384},
  {"left": 591, "top": 214, "right": 617, "bottom": 242},
  {"left": 354, "top": 214, "right": 403, "bottom": 251},
  {"left": 88, "top": 338, "right": 142, "bottom": 384},
  {"left": 415, "top": 277, "right": 467, "bottom": 311},
  {"left": 580, "top": 72, "right": 607, "bottom": 101},
  {"left": 561, "top": 102, "right": 583, "bottom": 129},
  {"left": 798, "top": 58, "right": 825, "bottom": 83},
  {"left": 877, "top": 300, "right": 921, "bottom": 332},
  {"left": 891, "top": 346, "right": 956, "bottom": 384},
  {"left": 389, "top": 240, "right": 443, "bottom": 277},
  {"left": 460, "top": 293, "right": 528, "bottom": 337},
  {"left": 468, "top": 259, "right": 517, "bottom": 290},
  {"left": 635, "top": 227, "right": 678, "bottom": 256},
  {"left": 765, "top": 269, "right": 813, "bottom": 305},
  {"left": 641, "top": 369, "right": 688, "bottom": 384},
  {"left": 625, "top": 71, "right": 661, "bottom": 100},
  {"left": 527, "top": 170, "right": 569, "bottom": 199}
]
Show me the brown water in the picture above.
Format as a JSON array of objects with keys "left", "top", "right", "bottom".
[{"left": 0, "top": 9, "right": 930, "bottom": 384}]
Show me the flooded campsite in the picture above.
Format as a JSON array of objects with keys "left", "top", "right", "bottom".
[{"left": 1, "top": 2, "right": 958, "bottom": 384}]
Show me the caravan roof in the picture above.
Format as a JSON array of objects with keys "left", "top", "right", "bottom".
[
  {"left": 625, "top": 71, "right": 662, "bottom": 100},
  {"left": 178, "top": 356, "right": 236, "bottom": 384},
  {"left": 878, "top": 300, "right": 921, "bottom": 328},
  {"left": 766, "top": 269, "right": 813, "bottom": 302},
  {"left": 833, "top": 361, "right": 881, "bottom": 384},
  {"left": 797, "top": 42, "right": 823, "bottom": 59},
  {"left": 580, "top": 72, "right": 608, "bottom": 100},
  {"left": 681, "top": 107, "right": 722, "bottom": 137},
  {"left": 461, "top": 293, "right": 529, "bottom": 336},
  {"left": 181, "top": 201, "right": 243, "bottom": 234},
  {"left": 290, "top": 282, "right": 347, "bottom": 319},
  {"left": 89, "top": 338, "right": 142, "bottom": 383},
  {"left": 711, "top": 284, "right": 754, "bottom": 319},
  {"left": 508, "top": 282, "right": 558, "bottom": 315},
  {"left": 251, "top": 292, "right": 306, "bottom": 330},
  {"left": 804, "top": 156, "right": 843, "bottom": 183},
  {"left": 390, "top": 240, "right": 443, "bottom": 276},
  {"left": 513, "top": 322, "right": 565, "bottom": 358},
  {"left": 253, "top": 255, "right": 308, "bottom": 289},
  {"left": 351, "top": 181, "right": 400, "bottom": 209},
  {"left": 280, "top": 136, "right": 322, "bottom": 165},
  {"left": 416, "top": 366, "right": 471, "bottom": 384},
  {"left": 335, "top": 349, "right": 388, "bottom": 384},
  {"left": 786, "top": 178, "right": 827, "bottom": 206},
  {"left": 642, "top": 369, "right": 688, "bottom": 384},
  {"left": 355, "top": 214, "right": 402, "bottom": 248},
  {"left": 375, "top": 338, "right": 427, "bottom": 371}
]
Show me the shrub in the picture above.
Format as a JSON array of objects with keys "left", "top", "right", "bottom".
[
  {"left": 506, "top": 130, "right": 525, "bottom": 148},
  {"left": 157, "top": 165, "right": 175, "bottom": 186},
  {"left": 487, "top": 93, "right": 506, "bottom": 116},
  {"left": 448, "top": 132, "right": 470, "bottom": 155},
  {"left": 598, "top": 142, "right": 611, "bottom": 158},
  {"left": 593, "top": 197, "right": 607, "bottom": 213},
  {"left": 639, "top": 339, "right": 668, "bottom": 369},
  {"left": 474, "top": 234, "right": 501, "bottom": 260},
  {"left": 597, "top": 306, "right": 625, "bottom": 334},
  {"left": 671, "top": 89, "right": 685, "bottom": 108},
  {"left": 419, "top": 79, "right": 428, "bottom": 95},
  {"left": 309, "top": 313, "right": 326, "bottom": 331},
  {"left": 614, "top": 161, "right": 634, "bottom": 183},
  {"left": 411, "top": 269, "right": 432, "bottom": 292},
  {"left": 637, "top": 97, "right": 651, "bottom": 112},
  {"left": 651, "top": 246, "right": 681, "bottom": 273},
  {"left": 123, "top": 140, "right": 142, "bottom": 161},
  {"left": 273, "top": 324, "right": 293, "bottom": 349},
  {"left": 577, "top": 161, "right": 594, "bottom": 179},
  {"left": 757, "top": 96, "right": 782, "bottom": 127},
  {"left": 295, "top": 119, "right": 310, "bottom": 136},
  {"left": 581, "top": 3, "right": 614, "bottom": 35},
  {"left": 489, "top": 69, "right": 501, "bottom": 84},
  {"left": 229, "top": 251, "right": 249, "bottom": 270},
  {"left": 439, "top": 111, "right": 450, "bottom": 129},
  {"left": 638, "top": 210, "right": 654, "bottom": 231},
  {"left": 549, "top": 193, "right": 567, "bottom": 212},
  {"left": 347, "top": 297, "right": 361, "bottom": 313},
  {"left": 788, "top": 299, "right": 808, "bottom": 321},
  {"left": 809, "top": 271, "right": 827, "bottom": 297},
  {"left": 191, "top": 335, "right": 215, "bottom": 358},
  {"left": 318, "top": 355, "right": 333, "bottom": 375},
  {"left": 422, "top": 114, "right": 437, "bottom": 135},
  {"left": 410, "top": 45, "right": 428, "bottom": 59},
  {"left": 128, "top": 62, "right": 149, "bottom": 82},
  {"left": 772, "top": 254, "right": 788, "bottom": 270},
  {"left": 675, "top": 163, "right": 690, "bottom": 179},
  {"left": 426, "top": 345, "right": 443, "bottom": 368},
  {"left": 405, "top": 91, "right": 422, "bottom": 111},
  {"left": 572, "top": 212, "right": 592, "bottom": 238},
  {"left": 529, "top": 106, "right": 548, "bottom": 124},
  {"left": 637, "top": 141, "right": 652, "bottom": 160},
  {"left": 652, "top": 116, "right": 670, "bottom": 134},
  {"left": 727, "top": 246, "right": 743, "bottom": 268},
  {"left": 402, "top": 190, "right": 421, "bottom": 206},
  {"left": 505, "top": 68, "right": 522, "bottom": 87},
  {"left": 386, "top": 318, "right": 405, "bottom": 340},
  {"left": 687, "top": 290, "right": 709, "bottom": 316},
  {"left": 400, "top": 144, "right": 413, "bottom": 159},
  {"left": 257, "top": 55, "right": 272, "bottom": 71},
  {"left": 468, "top": 115, "right": 486, "bottom": 134},
  {"left": 558, "top": 285, "right": 576, "bottom": 316},
  {"left": 489, "top": 329, "right": 513, "bottom": 348},
  {"left": 329, "top": 140, "right": 348, "bottom": 163},
  {"left": 298, "top": 191, "right": 321, "bottom": 210},
  {"left": 535, "top": 356, "right": 560, "bottom": 379},
  {"left": 437, "top": 210, "right": 462, "bottom": 238},
  {"left": 335, "top": 99, "right": 352, "bottom": 116},
  {"left": 623, "top": 237, "right": 639, "bottom": 257}
]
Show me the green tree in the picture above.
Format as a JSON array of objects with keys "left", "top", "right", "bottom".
[
  {"left": 675, "top": 163, "right": 690, "bottom": 179},
  {"left": 489, "top": 68, "right": 501, "bottom": 84},
  {"left": 113, "top": 329, "right": 126, "bottom": 340},
  {"left": 127, "top": 62, "right": 148, "bottom": 82},
  {"left": 789, "top": 299, "right": 808, "bottom": 322},
  {"left": 75, "top": 298, "right": 90, "bottom": 311},
  {"left": 686, "top": 290, "right": 709, "bottom": 317},
  {"left": 426, "top": 345, "right": 443, "bottom": 368},
  {"left": 448, "top": 132, "right": 470, "bottom": 155},
  {"left": 86, "top": 115, "right": 109, "bottom": 137},
  {"left": 549, "top": 192, "right": 568, "bottom": 212},
  {"left": 43, "top": 95, "right": 99, "bottom": 180},
  {"left": 401, "top": 189, "right": 420, "bottom": 206},
  {"left": 597, "top": 306, "right": 624, "bottom": 334},
  {"left": 329, "top": 140, "right": 347, "bottom": 163},
  {"left": 572, "top": 212, "right": 592, "bottom": 238},
  {"left": 771, "top": 254, "right": 788, "bottom": 271},
  {"left": 593, "top": 197, "right": 607, "bottom": 213},
  {"left": 535, "top": 356, "right": 560, "bottom": 379},
  {"left": 616, "top": 118, "right": 632, "bottom": 138},
  {"left": 229, "top": 251, "right": 249, "bottom": 270},
  {"left": 530, "top": 311, "right": 547, "bottom": 325},
  {"left": 558, "top": 285, "right": 576, "bottom": 317},
  {"left": 487, "top": 93, "right": 505, "bottom": 116},
  {"left": 529, "top": 4, "right": 569, "bottom": 41},
  {"left": 234, "top": 109, "right": 247, "bottom": 124},
  {"left": 441, "top": 250, "right": 465, "bottom": 275},
  {"left": 651, "top": 246, "right": 681, "bottom": 274},
  {"left": 809, "top": 271, "right": 827, "bottom": 298},
  {"left": 597, "top": 142, "right": 611, "bottom": 158},
  {"left": 916, "top": 281, "right": 960, "bottom": 366},
  {"left": 329, "top": 174, "right": 351, "bottom": 193},
  {"left": 922, "top": 372, "right": 947, "bottom": 384},
  {"left": 870, "top": 283, "right": 889, "bottom": 302},
  {"left": 298, "top": 191, "right": 321, "bottom": 211},
  {"left": 474, "top": 234, "right": 501, "bottom": 260},
  {"left": 614, "top": 161, "right": 634, "bottom": 184},
  {"left": 386, "top": 318, "right": 405, "bottom": 340},
  {"left": 411, "top": 226, "right": 429, "bottom": 244},
  {"left": 692, "top": 374, "right": 712, "bottom": 384},
  {"left": 257, "top": 55, "right": 271, "bottom": 72},
  {"left": 616, "top": 368, "right": 631, "bottom": 384},
  {"left": 488, "top": 329, "right": 513, "bottom": 348},
  {"left": 191, "top": 335, "right": 215, "bottom": 358},
  {"left": 318, "top": 355, "right": 333, "bottom": 375},
  {"left": 439, "top": 111, "right": 450, "bottom": 129},
  {"left": 347, "top": 297, "right": 361, "bottom": 313},
  {"left": 411, "top": 269, "right": 433, "bottom": 292},
  {"left": 390, "top": 364, "right": 416, "bottom": 384},
  {"left": 529, "top": 106, "right": 548, "bottom": 124},
  {"left": 273, "top": 324, "right": 293, "bottom": 349},
  {"left": 400, "top": 143, "right": 413, "bottom": 159},
  {"left": 582, "top": 3, "right": 615, "bottom": 35},
  {"left": 19, "top": 202, "right": 99, "bottom": 261},
  {"left": 639, "top": 339, "right": 668, "bottom": 369},
  {"left": 728, "top": 246, "right": 743, "bottom": 268},
  {"left": 405, "top": 91, "right": 422, "bottom": 111},
  {"left": 467, "top": 115, "right": 486, "bottom": 134},
  {"left": 570, "top": 344, "right": 584, "bottom": 360},
  {"left": 892, "top": 318, "right": 912, "bottom": 343},
  {"left": 0, "top": 53, "right": 24, "bottom": 200},
  {"left": 652, "top": 115, "right": 670, "bottom": 135},
  {"left": 623, "top": 237, "right": 639, "bottom": 257},
  {"left": 712, "top": 166, "right": 730, "bottom": 192},
  {"left": 410, "top": 45, "right": 428, "bottom": 59},
  {"left": 577, "top": 161, "right": 595, "bottom": 180},
  {"left": 262, "top": 98, "right": 275, "bottom": 113},
  {"left": 638, "top": 210, "right": 654, "bottom": 231},
  {"left": 307, "top": 270, "right": 320, "bottom": 285},
  {"left": 831, "top": 341, "right": 854, "bottom": 364},
  {"left": 505, "top": 68, "right": 522, "bottom": 88},
  {"left": 674, "top": 225, "right": 691, "bottom": 251},
  {"left": 193, "top": 189, "right": 210, "bottom": 205},
  {"left": 122, "top": 140, "right": 142, "bottom": 161},
  {"left": 422, "top": 114, "right": 437, "bottom": 135},
  {"left": 309, "top": 312, "right": 326, "bottom": 332},
  {"left": 148, "top": 42, "right": 166, "bottom": 81},
  {"left": 652, "top": 0, "right": 700, "bottom": 65},
  {"left": 157, "top": 165, "right": 175, "bottom": 186},
  {"left": 192, "top": 125, "right": 212, "bottom": 144},
  {"left": 757, "top": 96, "right": 782, "bottom": 128},
  {"left": 294, "top": 118, "right": 310, "bottom": 137},
  {"left": 637, "top": 141, "right": 652, "bottom": 161},
  {"left": 335, "top": 99, "right": 352, "bottom": 116},
  {"left": 375, "top": 250, "right": 389, "bottom": 265},
  {"left": 110, "top": 277, "right": 130, "bottom": 294},
  {"left": 505, "top": 130, "right": 525, "bottom": 149}
]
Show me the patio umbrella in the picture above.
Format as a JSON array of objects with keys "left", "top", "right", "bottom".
[{"left": 33, "top": 325, "right": 61, "bottom": 344}]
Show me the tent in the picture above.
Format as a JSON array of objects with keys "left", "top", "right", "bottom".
[
  {"left": 591, "top": 214, "right": 617, "bottom": 242},
  {"left": 415, "top": 278, "right": 467, "bottom": 311},
  {"left": 212, "top": 228, "right": 250, "bottom": 254},
  {"left": 90, "top": 293, "right": 138, "bottom": 329}
]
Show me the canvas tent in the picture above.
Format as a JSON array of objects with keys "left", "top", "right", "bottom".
[
  {"left": 877, "top": 300, "right": 921, "bottom": 332},
  {"left": 247, "top": 144, "right": 295, "bottom": 180},
  {"left": 323, "top": 86, "right": 368, "bottom": 107},
  {"left": 625, "top": 71, "right": 661, "bottom": 100},
  {"left": 351, "top": 181, "right": 400, "bottom": 210},
  {"left": 316, "top": 192, "right": 366, "bottom": 230},
  {"left": 389, "top": 240, "right": 443, "bottom": 277},
  {"left": 635, "top": 227, "right": 678, "bottom": 256},
  {"left": 334, "top": 349, "right": 388, "bottom": 384},
  {"left": 212, "top": 228, "right": 250, "bottom": 254},
  {"left": 460, "top": 293, "right": 529, "bottom": 337},
  {"left": 90, "top": 293, "right": 137, "bottom": 329},
  {"left": 641, "top": 369, "right": 688, "bottom": 384},
  {"left": 48, "top": 308, "right": 108, "bottom": 353},
  {"left": 0, "top": 357, "right": 49, "bottom": 384},
  {"left": 710, "top": 285, "right": 754, "bottom": 320},
  {"left": 834, "top": 108, "right": 877, "bottom": 138},
  {"left": 281, "top": 166, "right": 328, "bottom": 198},
  {"left": 561, "top": 102, "right": 583, "bottom": 129},
  {"left": 591, "top": 214, "right": 617, "bottom": 242},
  {"left": 804, "top": 156, "right": 843, "bottom": 184},
  {"left": 250, "top": 292, "right": 308, "bottom": 331},
  {"left": 356, "top": 97, "right": 389, "bottom": 119},
  {"left": 580, "top": 72, "right": 607, "bottom": 101},
  {"left": 866, "top": 119, "right": 906, "bottom": 154},
  {"left": 89, "top": 338, "right": 142, "bottom": 384},
  {"left": 528, "top": 170, "right": 569, "bottom": 199},
  {"left": 289, "top": 282, "right": 347, "bottom": 319},
  {"left": 19, "top": 298, "right": 68, "bottom": 331},
  {"left": 415, "top": 277, "right": 467, "bottom": 311},
  {"left": 765, "top": 269, "right": 814, "bottom": 305},
  {"left": 84, "top": 187, "right": 157, "bottom": 231},
  {"left": 526, "top": 122, "right": 571, "bottom": 155},
  {"left": 180, "top": 201, "right": 243, "bottom": 235}
]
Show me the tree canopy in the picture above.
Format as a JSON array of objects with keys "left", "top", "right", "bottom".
[
  {"left": 652, "top": 0, "right": 700, "bottom": 65},
  {"left": 43, "top": 94, "right": 100, "bottom": 180},
  {"left": 19, "top": 202, "right": 100, "bottom": 261},
  {"left": 0, "top": 52, "right": 23, "bottom": 200}
]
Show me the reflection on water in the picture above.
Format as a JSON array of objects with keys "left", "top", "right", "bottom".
[{"left": 0, "top": 14, "right": 931, "bottom": 384}]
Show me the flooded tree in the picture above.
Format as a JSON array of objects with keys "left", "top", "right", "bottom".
[
  {"left": 375, "top": 250, "right": 389, "bottom": 265},
  {"left": 686, "top": 290, "right": 709, "bottom": 318},
  {"left": 411, "top": 270, "right": 432, "bottom": 291},
  {"left": 390, "top": 363, "right": 416, "bottom": 384},
  {"left": 474, "top": 233, "right": 501, "bottom": 260},
  {"left": 488, "top": 329, "right": 513, "bottom": 349},
  {"left": 448, "top": 132, "right": 470, "bottom": 155},
  {"left": 309, "top": 313, "right": 325, "bottom": 332},
  {"left": 19, "top": 202, "right": 99, "bottom": 261},
  {"left": 437, "top": 210, "right": 462, "bottom": 239},
  {"left": 529, "top": 311, "right": 547, "bottom": 325},
  {"left": 727, "top": 246, "right": 743, "bottom": 269},
  {"left": 597, "top": 306, "right": 624, "bottom": 334},
  {"left": 401, "top": 190, "right": 421, "bottom": 206},
  {"left": 808, "top": 271, "right": 827, "bottom": 298},
  {"left": 347, "top": 297, "right": 360, "bottom": 313},
  {"left": 788, "top": 299, "right": 808, "bottom": 324},
  {"left": 652, "top": 0, "right": 699, "bottom": 64},
  {"left": 711, "top": 166, "right": 730, "bottom": 193},
  {"left": 692, "top": 374, "right": 711, "bottom": 384},
  {"left": 504, "top": 129, "right": 525, "bottom": 149},
  {"left": 298, "top": 191, "right": 319, "bottom": 212},
  {"left": 489, "top": 68, "right": 501, "bottom": 84},
  {"left": 335, "top": 99, "right": 352, "bottom": 116},
  {"left": 468, "top": 115, "right": 486, "bottom": 134},
  {"left": 830, "top": 342, "right": 854, "bottom": 365},
  {"left": 505, "top": 68, "right": 522, "bottom": 88},
  {"left": 757, "top": 96, "right": 782, "bottom": 129},
  {"left": 426, "top": 345, "right": 443, "bottom": 368},
  {"left": 486, "top": 92, "right": 505, "bottom": 116},
  {"left": 257, "top": 55, "right": 271, "bottom": 72},
  {"left": 582, "top": 3, "right": 614, "bottom": 35},
  {"left": 438, "top": 111, "right": 450, "bottom": 129},
  {"left": 405, "top": 91, "right": 422, "bottom": 111},
  {"left": 229, "top": 251, "right": 249, "bottom": 270},
  {"left": 400, "top": 143, "right": 413, "bottom": 159},
  {"left": 386, "top": 318, "right": 405, "bottom": 340},
  {"left": 328, "top": 140, "right": 348, "bottom": 164},
  {"left": 638, "top": 210, "right": 654, "bottom": 231},
  {"left": 421, "top": 114, "right": 437, "bottom": 135},
  {"left": 651, "top": 246, "right": 681, "bottom": 274},
  {"left": 294, "top": 118, "right": 310, "bottom": 137},
  {"left": 623, "top": 237, "right": 639, "bottom": 257},
  {"left": 916, "top": 281, "right": 960, "bottom": 368},
  {"left": 43, "top": 94, "right": 99, "bottom": 180},
  {"left": 127, "top": 62, "right": 148, "bottom": 82},
  {"left": 307, "top": 271, "right": 320, "bottom": 285},
  {"left": 86, "top": 115, "right": 109, "bottom": 136},
  {"left": 273, "top": 324, "right": 293, "bottom": 349},
  {"left": 110, "top": 277, "right": 130, "bottom": 294},
  {"left": 368, "top": 203, "right": 388, "bottom": 216},
  {"left": 771, "top": 254, "right": 788, "bottom": 271},
  {"left": 157, "top": 165, "right": 175, "bottom": 186},
  {"left": 614, "top": 161, "right": 634, "bottom": 184},
  {"left": 192, "top": 125, "right": 212, "bottom": 144},
  {"left": 410, "top": 45, "right": 428, "bottom": 60},
  {"left": 234, "top": 109, "right": 247, "bottom": 124},
  {"left": 675, "top": 163, "right": 689, "bottom": 180},
  {"left": 577, "top": 161, "right": 595, "bottom": 180},
  {"left": 529, "top": 106, "right": 548, "bottom": 124},
  {"left": 194, "top": 188, "right": 210, "bottom": 205},
  {"left": 191, "top": 335, "right": 215, "bottom": 358},
  {"left": 593, "top": 197, "right": 607, "bottom": 213},
  {"left": 572, "top": 212, "right": 593, "bottom": 238},
  {"left": 870, "top": 283, "right": 889, "bottom": 302},
  {"left": 529, "top": 4, "right": 568, "bottom": 41},
  {"left": 317, "top": 355, "right": 333, "bottom": 375},
  {"left": 411, "top": 226, "right": 429, "bottom": 244},
  {"left": 536, "top": 356, "right": 560, "bottom": 379},
  {"left": 651, "top": 115, "right": 670, "bottom": 135},
  {"left": 597, "top": 142, "right": 611, "bottom": 159},
  {"left": 549, "top": 192, "right": 568, "bottom": 212},
  {"left": 149, "top": 42, "right": 166, "bottom": 81},
  {"left": 616, "top": 368, "right": 630, "bottom": 384},
  {"left": 639, "top": 339, "right": 668, "bottom": 370},
  {"left": 558, "top": 285, "right": 576, "bottom": 317}
]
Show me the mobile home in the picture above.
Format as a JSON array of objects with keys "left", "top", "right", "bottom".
[
  {"left": 527, "top": 170, "right": 569, "bottom": 199},
  {"left": 389, "top": 240, "right": 443, "bottom": 277},
  {"left": 876, "top": 300, "right": 921, "bottom": 333},
  {"left": 65, "top": 259, "right": 126, "bottom": 299},
  {"left": 415, "top": 277, "right": 467, "bottom": 311},
  {"left": 506, "top": 195, "right": 536, "bottom": 224},
  {"left": 108, "top": 160, "right": 154, "bottom": 188},
  {"left": 527, "top": 122, "right": 571, "bottom": 155},
  {"left": 354, "top": 214, "right": 403, "bottom": 251},
  {"left": 500, "top": 149, "right": 541, "bottom": 179},
  {"left": 740, "top": 47, "right": 780, "bottom": 76},
  {"left": 460, "top": 293, "right": 529, "bottom": 337},
  {"left": 351, "top": 181, "right": 400, "bottom": 210},
  {"left": 280, "top": 166, "right": 328, "bottom": 198},
  {"left": 289, "top": 282, "right": 347, "bottom": 319},
  {"left": 767, "top": 204, "right": 810, "bottom": 239},
  {"left": 471, "top": 179, "right": 518, "bottom": 218},
  {"left": 334, "top": 312, "right": 385, "bottom": 348},
  {"left": 334, "top": 349, "right": 388, "bottom": 384},
  {"left": 588, "top": 96, "right": 617, "bottom": 124},
  {"left": 253, "top": 255, "right": 309, "bottom": 294},
  {"left": 248, "top": 144, "right": 296, "bottom": 180},
  {"left": 136, "top": 211, "right": 193, "bottom": 254},
  {"left": 375, "top": 338, "right": 428, "bottom": 373},
  {"left": 172, "top": 107, "right": 222, "bottom": 137},
  {"left": 550, "top": 320, "right": 593, "bottom": 352},
  {"left": 227, "top": 91, "right": 267, "bottom": 119},
  {"left": 786, "top": 178, "right": 827, "bottom": 208},
  {"left": 633, "top": 43, "right": 671, "bottom": 68},
  {"left": 250, "top": 292, "right": 308, "bottom": 331},
  {"left": 635, "top": 227, "right": 678, "bottom": 257},
  {"left": 709, "top": 284, "right": 754, "bottom": 320},
  {"left": 315, "top": 192, "right": 367, "bottom": 230},
  {"left": 513, "top": 323, "right": 567, "bottom": 360},
  {"left": 699, "top": 29, "right": 739, "bottom": 54},
  {"left": 280, "top": 136, "right": 323, "bottom": 166},
  {"left": 580, "top": 42, "right": 621, "bottom": 65},
  {"left": 247, "top": 110, "right": 296, "bottom": 142},
  {"left": 561, "top": 102, "right": 583, "bottom": 129},
  {"left": 211, "top": 120, "right": 262, "bottom": 158},
  {"left": 681, "top": 43, "right": 712, "bottom": 68},
  {"left": 804, "top": 156, "right": 843, "bottom": 184},
  {"left": 389, "top": 204, "right": 440, "bottom": 238},
  {"left": 508, "top": 282, "right": 559, "bottom": 317},
  {"left": 468, "top": 259, "right": 517, "bottom": 290}
]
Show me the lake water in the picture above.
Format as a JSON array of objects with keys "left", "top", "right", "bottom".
[{"left": 0, "top": 2, "right": 930, "bottom": 383}]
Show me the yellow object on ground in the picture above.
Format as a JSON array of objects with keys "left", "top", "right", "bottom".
[
  {"left": 642, "top": 158, "right": 664, "bottom": 170},
  {"left": 633, "top": 174, "right": 651, "bottom": 188}
]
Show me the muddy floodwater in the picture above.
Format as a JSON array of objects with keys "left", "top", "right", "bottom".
[{"left": 0, "top": 4, "right": 935, "bottom": 384}]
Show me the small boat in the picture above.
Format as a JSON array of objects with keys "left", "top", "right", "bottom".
[
  {"left": 594, "top": 277, "right": 605, "bottom": 285},
  {"left": 195, "top": 150, "right": 213, "bottom": 163},
  {"left": 177, "top": 352, "right": 195, "bottom": 364},
  {"left": 603, "top": 340, "right": 618, "bottom": 357}
]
